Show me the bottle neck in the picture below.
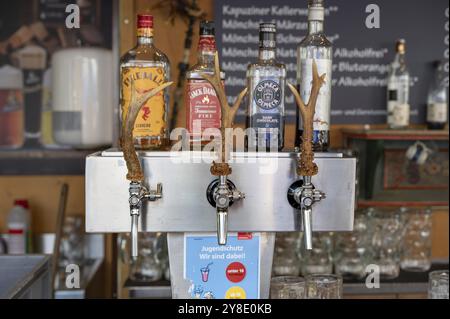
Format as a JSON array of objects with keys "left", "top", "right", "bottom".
[
  {"left": 308, "top": 20, "right": 324, "bottom": 34},
  {"left": 259, "top": 47, "right": 276, "bottom": 62},
  {"left": 394, "top": 52, "right": 406, "bottom": 70},
  {"left": 198, "top": 51, "right": 216, "bottom": 66},
  {"left": 197, "top": 35, "right": 217, "bottom": 67},
  {"left": 137, "top": 36, "right": 154, "bottom": 45}
]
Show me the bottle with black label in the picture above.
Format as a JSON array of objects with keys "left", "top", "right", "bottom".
[
  {"left": 246, "top": 23, "right": 286, "bottom": 151},
  {"left": 296, "top": 0, "right": 332, "bottom": 152},
  {"left": 427, "top": 61, "right": 448, "bottom": 130}
]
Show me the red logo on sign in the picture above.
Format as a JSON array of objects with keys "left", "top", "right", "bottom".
[
  {"left": 237, "top": 232, "right": 253, "bottom": 240},
  {"left": 226, "top": 262, "right": 246, "bottom": 283}
]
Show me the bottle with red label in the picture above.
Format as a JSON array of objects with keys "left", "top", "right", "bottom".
[
  {"left": 7, "top": 199, "right": 32, "bottom": 254},
  {"left": 185, "top": 21, "right": 224, "bottom": 146}
]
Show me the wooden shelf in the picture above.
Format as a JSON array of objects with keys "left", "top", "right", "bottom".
[
  {"left": 342, "top": 129, "right": 449, "bottom": 141},
  {"left": 0, "top": 149, "right": 99, "bottom": 175},
  {"left": 358, "top": 200, "right": 448, "bottom": 209}
]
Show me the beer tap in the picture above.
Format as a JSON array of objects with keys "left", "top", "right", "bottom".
[
  {"left": 121, "top": 80, "right": 173, "bottom": 259},
  {"left": 202, "top": 53, "right": 247, "bottom": 245},
  {"left": 287, "top": 61, "right": 326, "bottom": 250}
]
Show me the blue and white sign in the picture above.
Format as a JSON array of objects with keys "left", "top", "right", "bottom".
[{"left": 184, "top": 232, "right": 260, "bottom": 299}]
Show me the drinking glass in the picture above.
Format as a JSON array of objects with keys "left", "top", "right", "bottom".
[
  {"left": 334, "top": 209, "right": 372, "bottom": 278},
  {"left": 299, "top": 232, "right": 333, "bottom": 275},
  {"left": 270, "top": 276, "right": 306, "bottom": 299},
  {"left": 130, "top": 233, "right": 164, "bottom": 282},
  {"left": 428, "top": 270, "right": 449, "bottom": 299},
  {"left": 368, "top": 207, "right": 404, "bottom": 279},
  {"left": 272, "top": 232, "right": 301, "bottom": 276},
  {"left": 306, "top": 274, "right": 343, "bottom": 299},
  {"left": 401, "top": 208, "right": 432, "bottom": 272},
  {"left": 59, "top": 216, "right": 85, "bottom": 267}
]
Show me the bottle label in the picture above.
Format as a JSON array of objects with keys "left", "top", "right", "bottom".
[
  {"left": 251, "top": 113, "right": 281, "bottom": 129},
  {"left": 249, "top": 77, "right": 284, "bottom": 149},
  {"left": 298, "top": 58, "right": 332, "bottom": 131},
  {"left": 253, "top": 80, "right": 282, "bottom": 110},
  {"left": 388, "top": 102, "right": 410, "bottom": 127},
  {"left": 250, "top": 77, "right": 284, "bottom": 129},
  {"left": 427, "top": 103, "right": 447, "bottom": 123},
  {"left": 121, "top": 66, "right": 166, "bottom": 138},
  {"left": 186, "top": 79, "right": 221, "bottom": 138},
  {"left": 8, "top": 226, "right": 26, "bottom": 254},
  {"left": 198, "top": 35, "right": 216, "bottom": 52}
]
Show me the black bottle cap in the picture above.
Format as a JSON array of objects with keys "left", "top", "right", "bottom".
[
  {"left": 259, "top": 23, "right": 276, "bottom": 48},
  {"left": 200, "top": 21, "right": 215, "bottom": 36}
]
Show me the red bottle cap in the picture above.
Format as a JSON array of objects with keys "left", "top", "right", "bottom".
[
  {"left": 137, "top": 14, "right": 153, "bottom": 28},
  {"left": 14, "top": 199, "right": 29, "bottom": 209}
]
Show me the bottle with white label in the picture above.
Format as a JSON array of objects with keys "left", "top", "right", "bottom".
[
  {"left": 387, "top": 39, "right": 410, "bottom": 129},
  {"left": 427, "top": 61, "right": 448, "bottom": 130},
  {"left": 296, "top": 0, "right": 332, "bottom": 152},
  {"left": 7, "top": 199, "right": 31, "bottom": 254},
  {"left": 247, "top": 23, "right": 286, "bottom": 151}
]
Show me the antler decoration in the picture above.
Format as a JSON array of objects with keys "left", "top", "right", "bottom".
[
  {"left": 287, "top": 60, "right": 326, "bottom": 177},
  {"left": 200, "top": 52, "right": 248, "bottom": 176},
  {"left": 120, "top": 81, "right": 173, "bottom": 182}
]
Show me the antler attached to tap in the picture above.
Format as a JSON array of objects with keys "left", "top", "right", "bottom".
[
  {"left": 200, "top": 52, "right": 247, "bottom": 246},
  {"left": 287, "top": 60, "right": 326, "bottom": 251},
  {"left": 200, "top": 52, "right": 248, "bottom": 176},
  {"left": 287, "top": 60, "right": 326, "bottom": 177},
  {"left": 120, "top": 80, "right": 173, "bottom": 260},
  {"left": 120, "top": 81, "right": 173, "bottom": 182}
]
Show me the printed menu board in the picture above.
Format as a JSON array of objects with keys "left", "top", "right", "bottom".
[{"left": 214, "top": 0, "right": 449, "bottom": 124}]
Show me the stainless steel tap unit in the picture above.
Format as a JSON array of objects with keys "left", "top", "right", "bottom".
[
  {"left": 206, "top": 175, "right": 245, "bottom": 245},
  {"left": 287, "top": 176, "right": 326, "bottom": 250},
  {"left": 128, "top": 181, "right": 163, "bottom": 259},
  {"left": 86, "top": 149, "right": 355, "bottom": 298}
]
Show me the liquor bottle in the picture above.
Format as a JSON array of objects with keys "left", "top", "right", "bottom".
[
  {"left": 186, "top": 21, "right": 224, "bottom": 146},
  {"left": 427, "top": 61, "right": 448, "bottom": 130},
  {"left": 296, "top": 0, "right": 332, "bottom": 152},
  {"left": 120, "top": 14, "right": 170, "bottom": 149},
  {"left": 387, "top": 39, "right": 410, "bottom": 129},
  {"left": 247, "top": 23, "right": 286, "bottom": 151}
]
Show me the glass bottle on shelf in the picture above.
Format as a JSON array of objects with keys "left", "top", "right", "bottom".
[
  {"left": 296, "top": 0, "right": 332, "bottom": 152},
  {"left": 427, "top": 61, "right": 448, "bottom": 130},
  {"left": 120, "top": 14, "right": 171, "bottom": 149},
  {"left": 246, "top": 23, "right": 286, "bottom": 151},
  {"left": 185, "top": 21, "right": 224, "bottom": 147},
  {"left": 387, "top": 39, "right": 410, "bottom": 129}
]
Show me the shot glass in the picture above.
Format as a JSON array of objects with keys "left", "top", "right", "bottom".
[
  {"left": 306, "top": 274, "right": 343, "bottom": 299},
  {"left": 428, "top": 270, "right": 449, "bottom": 299},
  {"left": 270, "top": 276, "right": 306, "bottom": 299}
]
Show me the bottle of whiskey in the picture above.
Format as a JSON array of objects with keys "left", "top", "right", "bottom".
[
  {"left": 247, "top": 23, "right": 286, "bottom": 151},
  {"left": 427, "top": 61, "right": 448, "bottom": 130},
  {"left": 296, "top": 0, "right": 332, "bottom": 152},
  {"left": 120, "top": 14, "right": 170, "bottom": 149},
  {"left": 186, "top": 21, "right": 224, "bottom": 146},
  {"left": 387, "top": 39, "right": 410, "bottom": 129}
]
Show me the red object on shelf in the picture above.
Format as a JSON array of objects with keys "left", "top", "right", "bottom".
[{"left": 14, "top": 199, "right": 29, "bottom": 209}]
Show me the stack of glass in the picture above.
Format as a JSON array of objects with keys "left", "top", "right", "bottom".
[
  {"left": 333, "top": 209, "right": 371, "bottom": 278},
  {"left": 299, "top": 232, "right": 333, "bottom": 276},
  {"left": 272, "top": 232, "right": 301, "bottom": 276}
]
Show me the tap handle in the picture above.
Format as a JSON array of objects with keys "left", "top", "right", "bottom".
[
  {"left": 130, "top": 212, "right": 139, "bottom": 260},
  {"left": 156, "top": 183, "right": 163, "bottom": 196},
  {"left": 217, "top": 210, "right": 228, "bottom": 245},
  {"left": 302, "top": 206, "right": 313, "bottom": 250}
]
